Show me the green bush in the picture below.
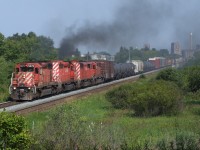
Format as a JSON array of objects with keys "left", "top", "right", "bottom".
[
  {"left": 187, "top": 66, "right": 200, "bottom": 92},
  {"left": 131, "top": 80, "right": 183, "bottom": 116},
  {"left": 156, "top": 68, "right": 183, "bottom": 87},
  {"left": 0, "top": 112, "right": 32, "bottom": 149},
  {"left": 106, "top": 80, "right": 183, "bottom": 116},
  {"left": 105, "top": 83, "right": 138, "bottom": 109},
  {"left": 180, "top": 66, "right": 200, "bottom": 92}
]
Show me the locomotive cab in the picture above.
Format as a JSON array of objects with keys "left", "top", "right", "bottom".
[{"left": 9, "top": 63, "right": 39, "bottom": 100}]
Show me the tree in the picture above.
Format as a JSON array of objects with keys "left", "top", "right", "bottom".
[
  {"left": 131, "top": 49, "right": 143, "bottom": 60},
  {"left": 3, "top": 32, "right": 57, "bottom": 62},
  {"left": 0, "top": 112, "right": 31, "bottom": 149},
  {"left": 115, "top": 46, "right": 162, "bottom": 62},
  {"left": 159, "top": 49, "right": 169, "bottom": 57},
  {"left": 30, "top": 35, "right": 57, "bottom": 61},
  {"left": 97, "top": 51, "right": 111, "bottom": 56},
  {"left": 0, "top": 33, "right": 5, "bottom": 56},
  {"left": 115, "top": 47, "right": 129, "bottom": 63}
]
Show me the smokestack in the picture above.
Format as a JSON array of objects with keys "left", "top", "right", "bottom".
[{"left": 190, "top": 32, "right": 193, "bottom": 51}]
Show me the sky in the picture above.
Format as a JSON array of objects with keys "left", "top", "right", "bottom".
[
  {"left": 0, "top": 0, "right": 120, "bottom": 48},
  {"left": 1, "top": 0, "right": 200, "bottom": 55}
]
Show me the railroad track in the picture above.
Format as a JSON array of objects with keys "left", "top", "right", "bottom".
[
  {"left": 0, "top": 101, "right": 21, "bottom": 109},
  {"left": 0, "top": 69, "right": 160, "bottom": 115}
]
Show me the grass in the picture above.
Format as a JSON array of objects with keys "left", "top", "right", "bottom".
[
  {"left": 0, "top": 83, "right": 10, "bottom": 102},
  {"left": 24, "top": 75, "right": 200, "bottom": 148},
  {"left": 25, "top": 90, "right": 200, "bottom": 147}
]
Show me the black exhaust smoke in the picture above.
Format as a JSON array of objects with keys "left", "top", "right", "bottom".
[{"left": 59, "top": 0, "right": 200, "bottom": 58}]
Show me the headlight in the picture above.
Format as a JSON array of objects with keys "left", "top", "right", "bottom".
[
  {"left": 28, "top": 87, "right": 31, "bottom": 90},
  {"left": 13, "top": 87, "right": 16, "bottom": 90}
]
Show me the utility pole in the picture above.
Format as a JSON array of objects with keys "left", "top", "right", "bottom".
[
  {"left": 87, "top": 51, "right": 89, "bottom": 61},
  {"left": 190, "top": 32, "right": 193, "bottom": 51}
]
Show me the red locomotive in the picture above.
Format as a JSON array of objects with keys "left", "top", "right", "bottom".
[{"left": 9, "top": 60, "right": 115, "bottom": 100}]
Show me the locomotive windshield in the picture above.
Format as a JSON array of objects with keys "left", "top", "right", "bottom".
[{"left": 20, "top": 67, "right": 34, "bottom": 72}]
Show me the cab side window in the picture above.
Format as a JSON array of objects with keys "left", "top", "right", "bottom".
[
  {"left": 35, "top": 68, "right": 39, "bottom": 74},
  {"left": 80, "top": 63, "right": 84, "bottom": 68},
  {"left": 87, "top": 64, "right": 91, "bottom": 68},
  {"left": 71, "top": 66, "right": 74, "bottom": 71}
]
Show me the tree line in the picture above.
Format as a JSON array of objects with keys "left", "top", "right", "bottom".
[{"left": 115, "top": 46, "right": 171, "bottom": 63}]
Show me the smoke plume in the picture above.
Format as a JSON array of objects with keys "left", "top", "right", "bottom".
[{"left": 59, "top": 0, "right": 200, "bottom": 58}]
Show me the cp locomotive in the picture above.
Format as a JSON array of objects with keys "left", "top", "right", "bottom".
[{"left": 9, "top": 60, "right": 134, "bottom": 100}]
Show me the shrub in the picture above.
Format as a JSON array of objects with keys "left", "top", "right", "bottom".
[
  {"left": 156, "top": 68, "right": 183, "bottom": 87},
  {"left": 106, "top": 80, "right": 183, "bottom": 117},
  {"left": 131, "top": 80, "right": 183, "bottom": 116},
  {"left": 0, "top": 112, "right": 32, "bottom": 149},
  {"left": 105, "top": 84, "right": 135, "bottom": 109},
  {"left": 187, "top": 66, "right": 200, "bottom": 92}
]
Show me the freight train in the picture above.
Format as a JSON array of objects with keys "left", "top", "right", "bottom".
[{"left": 9, "top": 57, "right": 172, "bottom": 101}]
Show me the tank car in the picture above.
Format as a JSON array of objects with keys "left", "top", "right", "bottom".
[{"left": 113, "top": 63, "right": 135, "bottom": 79}]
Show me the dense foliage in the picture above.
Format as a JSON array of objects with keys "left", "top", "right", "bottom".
[
  {"left": 0, "top": 112, "right": 31, "bottom": 149},
  {"left": 106, "top": 80, "right": 182, "bottom": 116},
  {"left": 156, "top": 68, "right": 183, "bottom": 87},
  {"left": 186, "top": 66, "right": 200, "bottom": 92},
  {"left": 105, "top": 84, "right": 134, "bottom": 109}
]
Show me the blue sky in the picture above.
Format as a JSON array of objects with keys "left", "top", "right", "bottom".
[
  {"left": 0, "top": 0, "right": 120, "bottom": 46},
  {"left": 1, "top": 0, "right": 200, "bottom": 53}
]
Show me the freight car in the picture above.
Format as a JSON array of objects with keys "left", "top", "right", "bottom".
[
  {"left": 143, "top": 61, "right": 155, "bottom": 72},
  {"left": 129, "top": 60, "right": 144, "bottom": 74},
  {"left": 113, "top": 63, "right": 135, "bottom": 79}
]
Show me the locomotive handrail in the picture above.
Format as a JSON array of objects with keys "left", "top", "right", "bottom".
[
  {"left": 33, "top": 85, "right": 36, "bottom": 94},
  {"left": 9, "top": 73, "right": 14, "bottom": 94}
]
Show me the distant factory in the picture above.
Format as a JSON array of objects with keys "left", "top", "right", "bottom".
[
  {"left": 171, "top": 33, "right": 200, "bottom": 62},
  {"left": 171, "top": 42, "right": 181, "bottom": 56}
]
